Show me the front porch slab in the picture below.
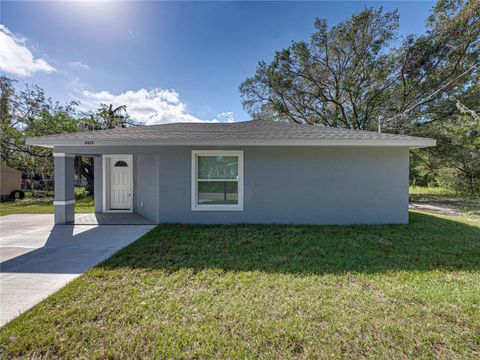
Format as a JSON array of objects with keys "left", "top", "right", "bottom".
[{"left": 74, "top": 213, "right": 155, "bottom": 225}]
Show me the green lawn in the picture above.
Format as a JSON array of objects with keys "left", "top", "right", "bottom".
[
  {"left": 409, "top": 186, "right": 457, "bottom": 197},
  {"left": 0, "top": 187, "right": 93, "bottom": 217},
  {"left": 0, "top": 195, "right": 93, "bottom": 216},
  {"left": 1, "top": 212, "right": 479, "bottom": 359}
]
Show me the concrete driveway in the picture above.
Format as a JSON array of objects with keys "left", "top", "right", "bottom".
[{"left": 0, "top": 214, "right": 155, "bottom": 327}]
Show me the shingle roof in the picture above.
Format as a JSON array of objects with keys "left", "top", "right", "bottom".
[{"left": 26, "top": 120, "right": 435, "bottom": 148}]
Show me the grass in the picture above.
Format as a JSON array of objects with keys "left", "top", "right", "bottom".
[
  {"left": 409, "top": 186, "right": 457, "bottom": 198},
  {"left": 0, "top": 188, "right": 93, "bottom": 216},
  {"left": 0, "top": 195, "right": 93, "bottom": 216},
  {"left": 1, "top": 211, "right": 479, "bottom": 359}
]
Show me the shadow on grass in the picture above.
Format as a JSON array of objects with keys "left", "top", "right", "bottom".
[{"left": 99, "top": 212, "right": 480, "bottom": 275}]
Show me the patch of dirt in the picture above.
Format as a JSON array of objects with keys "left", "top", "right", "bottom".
[
  {"left": 409, "top": 201, "right": 462, "bottom": 215},
  {"left": 409, "top": 199, "right": 480, "bottom": 222}
]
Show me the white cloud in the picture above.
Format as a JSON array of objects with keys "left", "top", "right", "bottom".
[
  {"left": 80, "top": 88, "right": 235, "bottom": 125},
  {"left": 217, "top": 111, "right": 236, "bottom": 123},
  {"left": 0, "top": 25, "right": 55, "bottom": 77},
  {"left": 68, "top": 61, "right": 89, "bottom": 70}
]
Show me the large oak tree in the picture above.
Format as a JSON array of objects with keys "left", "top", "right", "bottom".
[{"left": 240, "top": 0, "right": 480, "bottom": 195}]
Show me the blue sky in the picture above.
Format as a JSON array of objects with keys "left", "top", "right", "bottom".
[{"left": 1, "top": 1, "right": 435, "bottom": 124}]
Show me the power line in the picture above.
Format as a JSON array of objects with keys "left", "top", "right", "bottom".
[{"left": 378, "top": 60, "right": 480, "bottom": 132}]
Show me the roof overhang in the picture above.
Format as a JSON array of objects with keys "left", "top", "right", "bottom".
[{"left": 26, "top": 138, "right": 436, "bottom": 149}]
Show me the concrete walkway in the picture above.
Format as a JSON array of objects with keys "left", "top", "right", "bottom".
[{"left": 0, "top": 214, "right": 155, "bottom": 327}]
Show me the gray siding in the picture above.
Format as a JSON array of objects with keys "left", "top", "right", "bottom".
[
  {"left": 135, "top": 154, "right": 160, "bottom": 223},
  {"left": 55, "top": 145, "right": 409, "bottom": 225},
  {"left": 156, "top": 147, "right": 409, "bottom": 225},
  {"left": 53, "top": 155, "right": 75, "bottom": 224}
]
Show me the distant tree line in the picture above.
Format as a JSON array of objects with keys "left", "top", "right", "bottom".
[
  {"left": 240, "top": 0, "right": 479, "bottom": 197},
  {"left": 0, "top": 76, "right": 140, "bottom": 194}
]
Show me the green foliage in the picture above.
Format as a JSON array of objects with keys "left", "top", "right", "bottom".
[
  {"left": 410, "top": 83, "right": 480, "bottom": 196},
  {"left": 240, "top": 8, "right": 399, "bottom": 129},
  {"left": 240, "top": 0, "right": 480, "bottom": 196},
  {"left": 0, "top": 76, "right": 139, "bottom": 184},
  {"left": 83, "top": 103, "right": 140, "bottom": 130},
  {"left": 0, "top": 76, "right": 82, "bottom": 177},
  {"left": 409, "top": 185, "right": 456, "bottom": 197}
]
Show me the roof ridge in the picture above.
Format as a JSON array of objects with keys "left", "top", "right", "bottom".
[{"left": 25, "top": 118, "right": 436, "bottom": 148}]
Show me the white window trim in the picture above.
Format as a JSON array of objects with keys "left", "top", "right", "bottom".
[
  {"left": 102, "top": 154, "right": 134, "bottom": 213},
  {"left": 191, "top": 150, "right": 244, "bottom": 211}
]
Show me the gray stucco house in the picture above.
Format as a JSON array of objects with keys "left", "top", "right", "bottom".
[{"left": 27, "top": 120, "right": 435, "bottom": 225}]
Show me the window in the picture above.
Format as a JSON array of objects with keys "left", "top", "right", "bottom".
[
  {"left": 191, "top": 150, "right": 244, "bottom": 211},
  {"left": 114, "top": 160, "right": 128, "bottom": 167}
]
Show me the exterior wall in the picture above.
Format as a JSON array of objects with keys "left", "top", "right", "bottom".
[
  {"left": 55, "top": 145, "right": 410, "bottom": 225},
  {"left": 93, "top": 156, "right": 103, "bottom": 213},
  {"left": 156, "top": 147, "right": 409, "bottom": 225},
  {"left": 135, "top": 154, "right": 160, "bottom": 223}
]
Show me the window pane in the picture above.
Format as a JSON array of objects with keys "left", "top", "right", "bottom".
[
  {"left": 198, "top": 181, "right": 238, "bottom": 205},
  {"left": 114, "top": 160, "right": 128, "bottom": 167},
  {"left": 198, "top": 156, "right": 238, "bottom": 180}
]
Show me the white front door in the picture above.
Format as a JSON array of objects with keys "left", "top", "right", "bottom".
[{"left": 109, "top": 157, "right": 132, "bottom": 210}]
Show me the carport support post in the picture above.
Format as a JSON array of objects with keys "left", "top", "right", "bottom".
[
  {"left": 53, "top": 152, "right": 75, "bottom": 224},
  {"left": 93, "top": 156, "right": 103, "bottom": 213}
]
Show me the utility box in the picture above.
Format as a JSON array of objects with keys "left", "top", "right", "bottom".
[{"left": 0, "top": 165, "right": 24, "bottom": 200}]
